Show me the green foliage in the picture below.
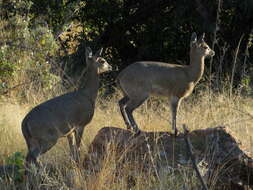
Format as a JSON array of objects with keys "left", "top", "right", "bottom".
[
  {"left": 5, "top": 152, "right": 25, "bottom": 168},
  {"left": 240, "top": 67, "right": 253, "bottom": 96},
  {"left": 0, "top": 0, "right": 33, "bottom": 18},
  {"left": 5, "top": 152, "right": 25, "bottom": 182},
  {"left": 0, "top": 12, "right": 61, "bottom": 99},
  {"left": 0, "top": 0, "right": 252, "bottom": 97},
  {"left": 0, "top": 49, "right": 16, "bottom": 80},
  {"left": 76, "top": 0, "right": 252, "bottom": 90},
  {"left": 241, "top": 76, "right": 251, "bottom": 87}
]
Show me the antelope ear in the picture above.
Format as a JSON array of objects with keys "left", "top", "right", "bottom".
[
  {"left": 198, "top": 33, "right": 205, "bottom": 43},
  {"left": 190, "top": 32, "right": 197, "bottom": 47},
  {"left": 85, "top": 47, "right": 93, "bottom": 58},
  {"left": 94, "top": 48, "right": 103, "bottom": 57}
]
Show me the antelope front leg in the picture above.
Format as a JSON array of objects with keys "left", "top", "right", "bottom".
[
  {"left": 67, "top": 132, "right": 80, "bottom": 164},
  {"left": 74, "top": 127, "right": 85, "bottom": 164},
  {"left": 170, "top": 97, "right": 181, "bottom": 136}
]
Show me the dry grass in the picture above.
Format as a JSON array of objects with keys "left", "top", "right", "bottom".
[{"left": 0, "top": 90, "right": 253, "bottom": 189}]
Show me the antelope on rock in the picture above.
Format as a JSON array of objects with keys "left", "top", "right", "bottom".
[{"left": 117, "top": 32, "right": 215, "bottom": 135}]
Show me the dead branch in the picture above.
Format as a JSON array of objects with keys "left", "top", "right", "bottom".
[{"left": 183, "top": 124, "right": 209, "bottom": 190}]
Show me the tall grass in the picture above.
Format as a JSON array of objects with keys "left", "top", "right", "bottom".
[{"left": 0, "top": 88, "right": 253, "bottom": 189}]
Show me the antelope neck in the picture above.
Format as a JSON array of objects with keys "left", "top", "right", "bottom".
[
  {"left": 188, "top": 53, "right": 205, "bottom": 84},
  {"left": 78, "top": 63, "right": 100, "bottom": 101}
]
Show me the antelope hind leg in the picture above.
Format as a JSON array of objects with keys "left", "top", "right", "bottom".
[
  {"left": 119, "top": 96, "right": 132, "bottom": 130},
  {"left": 125, "top": 95, "right": 148, "bottom": 135}
]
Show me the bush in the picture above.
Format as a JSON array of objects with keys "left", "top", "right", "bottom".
[
  {"left": 5, "top": 152, "right": 25, "bottom": 183},
  {"left": 0, "top": 14, "right": 61, "bottom": 101}
]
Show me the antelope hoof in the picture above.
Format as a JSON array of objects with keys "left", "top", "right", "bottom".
[
  {"left": 126, "top": 125, "right": 132, "bottom": 130},
  {"left": 135, "top": 129, "right": 141, "bottom": 135},
  {"left": 132, "top": 127, "right": 141, "bottom": 137},
  {"left": 133, "top": 130, "right": 141, "bottom": 138},
  {"left": 174, "top": 128, "right": 178, "bottom": 137}
]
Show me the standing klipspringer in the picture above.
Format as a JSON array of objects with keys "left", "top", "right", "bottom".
[
  {"left": 22, "top": 47, "right": 112, "bottom": 167},
  {"left": 117, "top": 33, "right": 215, "bottom": 135}
]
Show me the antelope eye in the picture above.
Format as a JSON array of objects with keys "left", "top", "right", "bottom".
[{"left": 203, "top": 46, "right": 208, "bottom": 49}]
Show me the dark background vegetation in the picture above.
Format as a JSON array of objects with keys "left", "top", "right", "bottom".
[{"left": 0, "top": 0, "right": 252, "bottom": 99}]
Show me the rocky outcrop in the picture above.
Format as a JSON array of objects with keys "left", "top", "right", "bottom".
[{"left": 84, "top": 126, "right": 253, "bottom": 189}]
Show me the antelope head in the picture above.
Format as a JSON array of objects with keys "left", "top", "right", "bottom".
[{"left": 190, "top": 33, "right": 215, "bottom": 58}]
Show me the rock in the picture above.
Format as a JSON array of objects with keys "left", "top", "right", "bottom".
[{"left": 84, "top": 126, "right": 253, "bottom": 189}]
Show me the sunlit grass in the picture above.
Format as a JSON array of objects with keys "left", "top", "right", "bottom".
[{"left": 0, "top": 89, "right": 253, "bottom": 189}]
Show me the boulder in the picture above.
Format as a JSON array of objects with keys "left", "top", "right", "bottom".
[{"left": 84, "top": 126, "right": 253, "bottom": 189}]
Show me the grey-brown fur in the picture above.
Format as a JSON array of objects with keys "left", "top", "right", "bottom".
[
  {"left": 117, "top": 33, "right": 215, "bottom": 135},
  {"left": 22, "top": 47, "right": 112, "bottom": 167}
]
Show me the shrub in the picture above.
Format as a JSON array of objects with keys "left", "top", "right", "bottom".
[{"left": 0, "top": 15, "right": 61, "bottom": 101}]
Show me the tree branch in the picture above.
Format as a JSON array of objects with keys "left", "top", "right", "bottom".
[{"left": 183, "top": 124, "right": 209, "bottom": 190}]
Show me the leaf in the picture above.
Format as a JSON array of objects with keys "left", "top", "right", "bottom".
[{"left": 40, "top": 39, "right": 46, "bottom": 45}]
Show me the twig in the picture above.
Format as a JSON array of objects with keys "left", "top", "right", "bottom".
[
  {"left": 183, "top": 124, "right": 209, "bottom": 190},
  {"left": 209, "top": 0, "right": 222, "bottom": 90},
  {"left": 230, "top": 34, "right": 244, "bottom": 97},
  {"left": 0, "top": 63, "right": 80, "bottom": 96},
  {"left": 144, "top": 134, "right": 161, "bottom": 182},
  {"left": 54, "top": 0, "right": 82, "bottom": 39},
  {"left": 241, "top": 28, "right": 253, "bottom": 88},
  {"left": 215, "top": 42, "right": 229, "bottom": 89},
  {"left": 55, "top": 62, "right": 79, "bottom": 90},
  {"left": 0, "top": 81, "right": 31, "bottom": 95}
]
